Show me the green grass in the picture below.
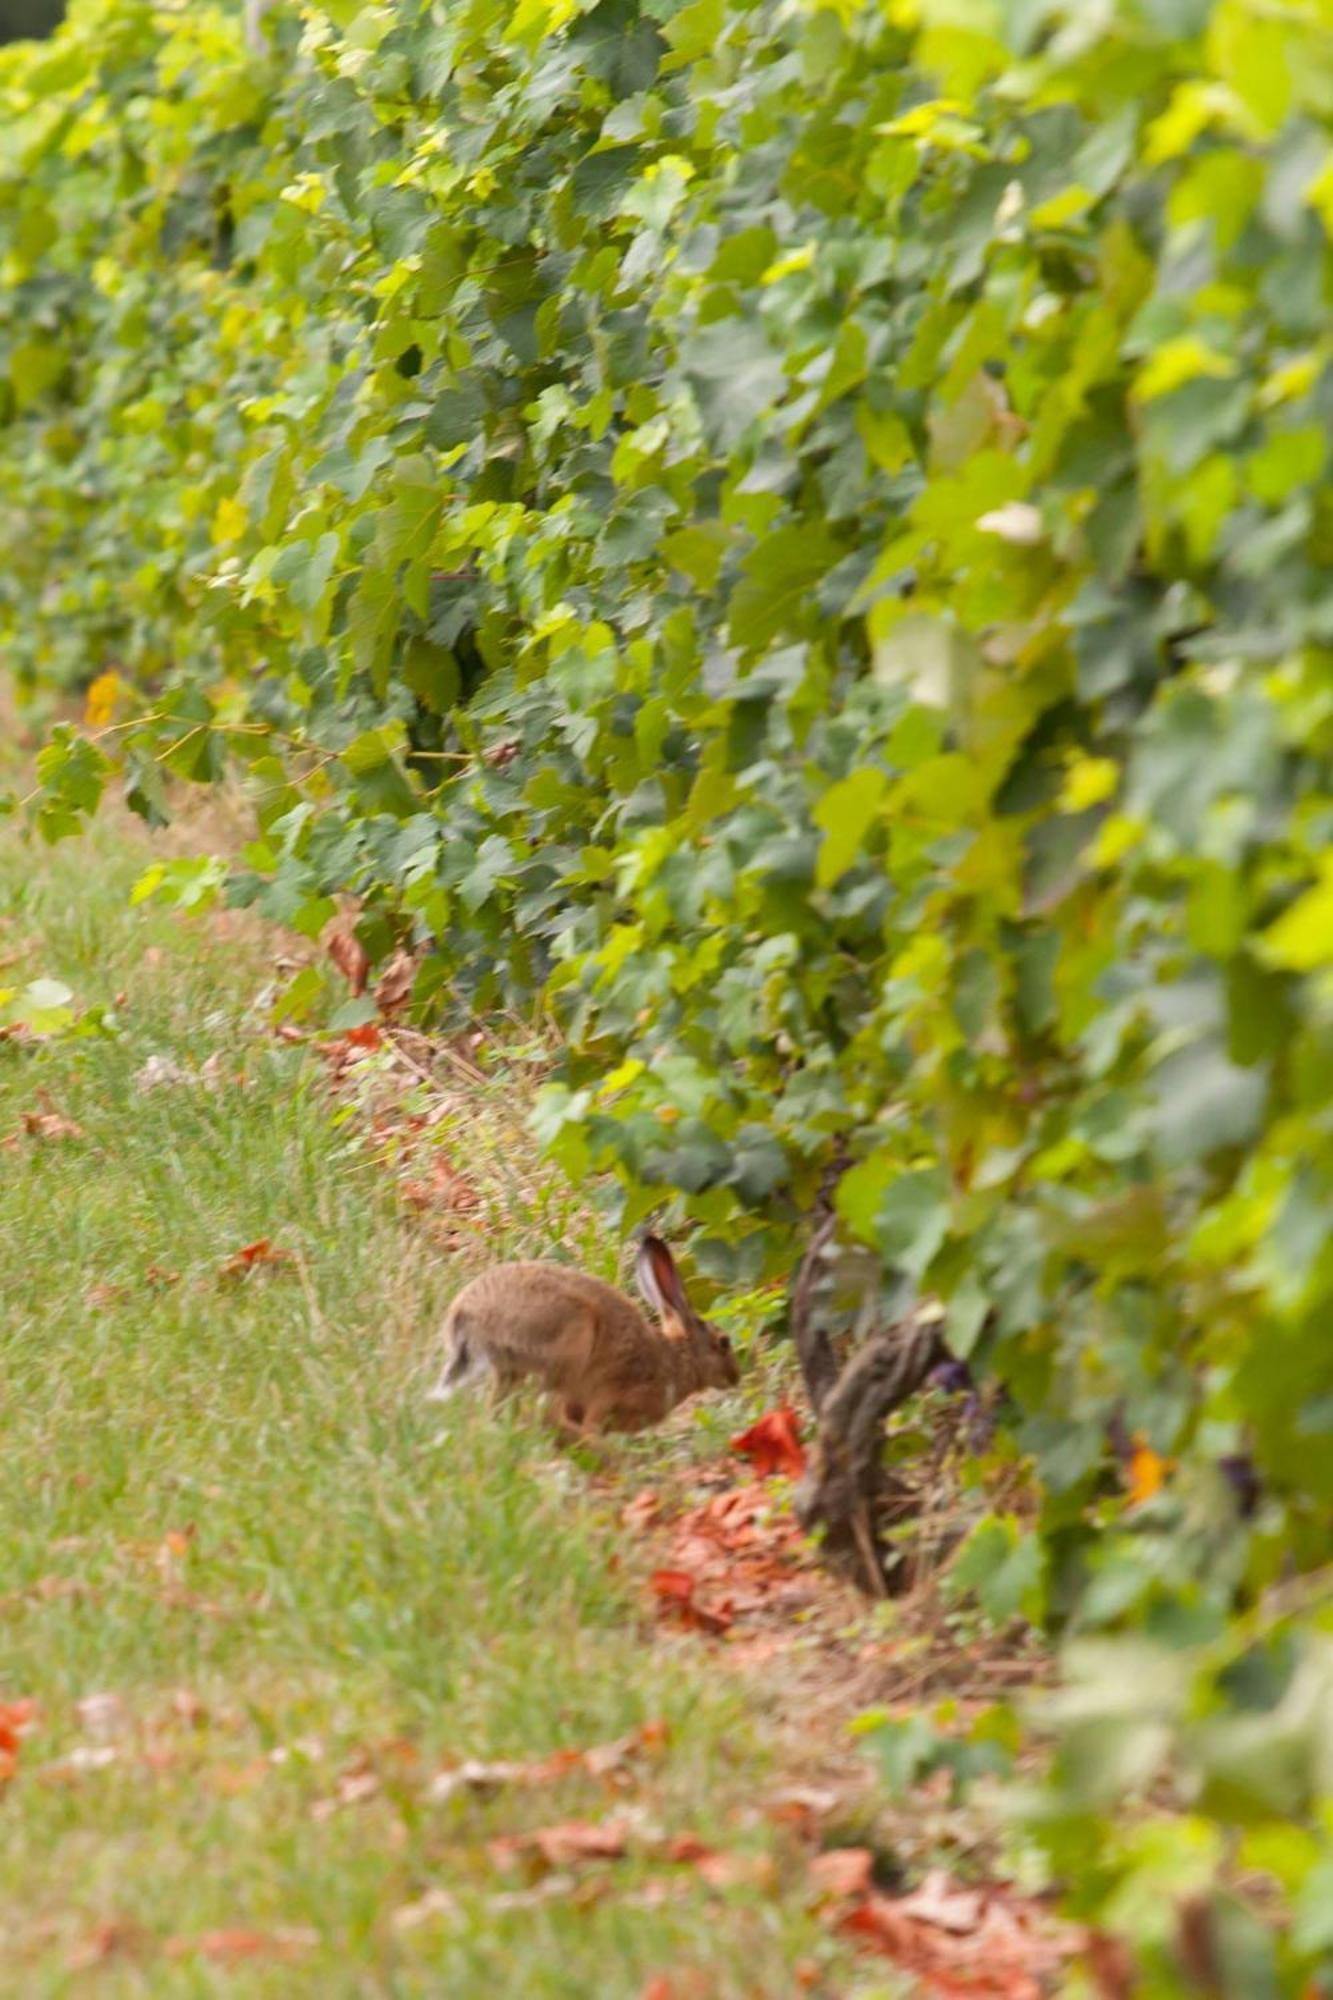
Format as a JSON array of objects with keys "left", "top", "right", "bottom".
[{"left": 0, "top": 809, "right": 852, "bottom": 1997}]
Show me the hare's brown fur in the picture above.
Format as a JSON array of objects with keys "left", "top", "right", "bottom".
[{"left": 430, "top": 1240, "right": 738, "bottom": 1434}]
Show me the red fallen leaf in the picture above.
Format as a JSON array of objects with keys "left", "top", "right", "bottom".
[
  {"left": 810, "top": 1847, "right": 876, "bottom": 1902},
  {"left": 651, "top": 1569, "right": 697, "bottom": 1603},
  {"left": 649, "top": 1569, "right": 733, "bottom": 1635},
  {"left": 324, "top": 914, "right": 369, "bottom": 995},
  {"left": 219, "top": 1239, "right": 295, "bottom": 1280},
  {"left": 0, "top": 1697, "right": 40, "bottom": 1781},
  {"left": 730, "top": 1405, "right": 806, "bottom": 1478}
]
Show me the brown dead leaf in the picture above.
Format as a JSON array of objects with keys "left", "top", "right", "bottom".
[
  {"left": 374, "top": 950, "right": 418, "bottom": 1016},
  {"left": 489, "top": 1818, "right": 631, "bottom": 1872},
  {"left": 430, "top": 1723, "right": 666, "bottom": 1804},
  {"left": 692, "top": 1849, "right": 777, "bottom": 1891},
  {"left": 836, "top": 1878, "right": 1083, "bottom": 1999},
  {"left": 86, "top": 1282, "right": 125, "bottom": 1311},
  {"left": 144, "top": 1264, "right": 180, "bottom": 1290},
  {"left": 324, "top": 914, "right": 369, "bottom": 995},
  {"left": 14, "top": 1098, "right": 86, "bottom": 1143},
  {"left": 218, "top": 1239, "right": 295, "bottom": 1281},
  {"left": 401, "top": 1153, "right": 479, "bottom": 1216}
]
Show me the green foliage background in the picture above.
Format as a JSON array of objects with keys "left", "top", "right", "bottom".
[{"left": 6, "top": 0, "right": 1333, "bottom": 1981}]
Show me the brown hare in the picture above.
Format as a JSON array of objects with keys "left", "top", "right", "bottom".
[{"left": 426, "top": 1236, "right": 740, "bottom": 1434}]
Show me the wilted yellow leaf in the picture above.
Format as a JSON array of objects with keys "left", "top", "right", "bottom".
[
  {"left": 84, "top": 670, "right": 123, "bottom": 728},
  {"left": 211, "top": 495, "right": 248, "bottom": 544}
]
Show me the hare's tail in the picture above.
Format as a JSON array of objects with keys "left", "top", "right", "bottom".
[{"left": 425, "top": 1313, "right": 491, "bottom": 1403}]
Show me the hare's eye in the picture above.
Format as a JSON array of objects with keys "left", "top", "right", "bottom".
[{"left": 718, "top": 1334, "right": 732, "bottom": 1352}]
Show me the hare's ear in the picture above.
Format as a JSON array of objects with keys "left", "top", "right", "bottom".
[{"left": 636, "top": 1235, "right": 690, "bottom": 1322}]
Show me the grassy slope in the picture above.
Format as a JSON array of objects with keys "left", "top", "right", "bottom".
[{"left": 0, "top": 808, "right": 852, "bottom": 1997}]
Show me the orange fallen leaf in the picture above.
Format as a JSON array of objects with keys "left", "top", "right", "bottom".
[
  {"left": 219, "top": 1239, "right": 295, "bottom": 1280},
  {"left": 730, "top": 1405, "right": 806, "bottom": 1479}
]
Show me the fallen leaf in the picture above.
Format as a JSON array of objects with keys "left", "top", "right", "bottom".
[
  {"left": 76, "top": 1691, "right": 127, "bottom": 1740},
  {"left": 490, "top": 1818, "right": 631, "bottom": 1871},
  {"left": 894, "top": 1868, "right": 985, "bottom": 1933},
  {"left": 324, "top": 914, "right": 369, "bottom": 995},
  {"left": 0, "top": 1698, "right": 40, "bottom": 1782},
  {"left": 86, "top": 1283, "right": 125, "bottom": 1311},
  {"left": 165, "top": 1928, "right": 318, "bottom": 1963},
  {"left": 342, "top": 1022, "right": 382, "bottom": 1050},
  {"left": 218, "top": 1239, "right": 295, "bottom": 1281},
  {"left": 729, "top": 1406, "right": 806, "bottom": 1479},
  {"left": 66, "top": 1920, "right": 144, "bottom": 1970},
  {"left": 809, "top": 1847, "right": 875, "bottom": 1902},
  {"left": 14, "top": 1092, "right": 86, "bottom": 1142},
  {"left": 144, "top": 1264, "right": 180, "bottom": 1290},
  {"left": 533, "top": 1819, "right": 630, "bottom": 1866},
  {"left": 401, "top": 1153, "right": 479, "bottom": 1216},
  {"left": 621, "top": 1489, "right": 662, "bottom": 1531},
  {"left": 133, "top": 1053, "right": 194, "bottom": 1092},
  {"left": 650, "top": 1569, "right": 734, "bottom": 1636},
  {"left": 392, "top": 1887, "right": 460, "bottom": 1932},
  {"left": 429, "top": 1722, "right": 665, "bottom": 1803}
]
